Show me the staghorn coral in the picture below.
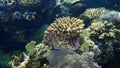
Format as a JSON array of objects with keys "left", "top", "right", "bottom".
[
  {"left": 80, "top": 7, "right": 110, "bottom": 24},
  {"left": 42, "top": 17, "right": 84, "bottom": 50},
  {"left": 19, "top": 0, "right": 41, "bottom": 6}
]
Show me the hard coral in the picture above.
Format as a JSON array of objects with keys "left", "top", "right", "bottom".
[
  {"left": 88, "top": 20, "right": 120, "bottom": 64},
  {"left": 10, "top": 42, "right": 52, "bottom": 68},
  {"left": 80, "top": 7, "right": 110, "bottom": 21},
  {"left": 42, "top": 17, "right": 84, "bottom": 50}
]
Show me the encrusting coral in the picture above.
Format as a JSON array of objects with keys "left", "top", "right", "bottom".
[{"left": 42, "top": 17, "right": 84, "bottom": 50}]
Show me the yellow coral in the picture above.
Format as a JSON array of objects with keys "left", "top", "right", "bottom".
[
  {"left": 25, "top": 41, "right": 36, "bottom": 52},
  {"left": 42, "top": 17, "right": 84, "bottom": 49},
  {"left": 45, "top": 17, "right": 84, "bottom": 36}
]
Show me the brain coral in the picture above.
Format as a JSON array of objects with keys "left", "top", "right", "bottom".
[{"left": 42, "top": 17, "right": 84, "bottom": 50}]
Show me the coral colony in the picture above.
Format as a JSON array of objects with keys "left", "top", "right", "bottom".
[{"left": 9, "top": 7, "right": 120, "bottom": 67}]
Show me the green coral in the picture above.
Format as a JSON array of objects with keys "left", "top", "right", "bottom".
[
  {"left": 57, "top": 40, "right": 68, "bottom": 46},
  {"left": 25, "top": 41, "right": 36, "bottom": 52},
  {"left": 80, "top": 42, "right": 90, "bottom": 52},
  {"left": 25, "top": 41, "right": 52, "bottom": 56}
]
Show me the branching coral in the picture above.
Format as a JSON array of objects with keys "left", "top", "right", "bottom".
[
  {"left": 87, "top": 20, "right": 120, "bottom": 64},
  {"left": 42, "top": 17, "right": 84, "bottom": 50},
  {"left": 10, "top": 42, "right": 52, "bottom": 68},
  {"left": 80, "top": 7, "right": 110, "bottom": 21},
  {"left": 89, "top": 20, "right": 116, "bottom": 43}
]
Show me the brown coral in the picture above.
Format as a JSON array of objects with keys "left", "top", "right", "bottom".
[{"left": 42, "top": 17, "right": 84, "bottom": 50}]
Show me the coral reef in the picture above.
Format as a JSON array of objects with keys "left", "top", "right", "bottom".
[
  {"left": 9, "top": 11, "right": 120, "bottom": 68},
  {"left": 4, "top": 0, "right": 120, "bottom": 68},
  {"left": 42, "top": 17, "right": 84, "bottom": 50}
]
